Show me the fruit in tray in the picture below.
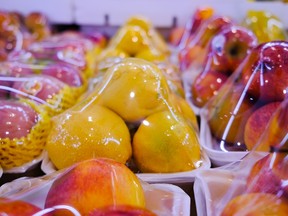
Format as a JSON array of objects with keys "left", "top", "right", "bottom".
[
  {"left": 89, "top": 205, "right": 157, "bottom": 216},
  {"left": 45, "top": 104, "right": 132, "bottom": 169},
  {"left": 205, "top": 40, "right": 288, "bottom": 152},
  {"left": 0, "top": 99, "right": 50, "bottom": 169},
  {"left": 45, "top": 158, "right": 146, "bottom": 216},
  {"left": 221, "top": 193, "right": 288, "bottom": 216},
  {"left": 207, "top": 84, "right": 255, "bottom": 151},
  {"left": 0, "top": 197, "right": 43, "bottom": 216},
  {"left": 190, "top": 25, "right": 257, "bottom": 108},
  {"left": 133, "top": 110, "right": 201, "bottom": 173},
  {"left": 242, "top": 10, "right": 287, "bottom": 43},
  {"left": 178, "top": 15, "right": 233, "bottom": 71},
  {"left": 97, "top": 17, "right": 169, "bottom": 64},
  {"left": 45, "top": 58, "right": 201, "bottom": 173},
  {"left": 169, "top": 7, "right": 214, "bottom": 47}
]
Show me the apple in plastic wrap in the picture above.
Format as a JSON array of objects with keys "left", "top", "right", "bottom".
[
  {"left": 207, "top": 83, "right": 255, "bottom": 151},
  {"left": 178, "top": 15, "right": 233, "bottom": 71},
  {"left": 207, "top": 25, "right": 257, "bottom": 74},
  {"left": 244, "top": 102, "right": 281, "bottom": 151},
  {"left": 11, "top": 75, "right": 65, "bottom": 102},
  {"left": 221, "top": 193, "right": 288, "bottom": 216},
  {"left": 241, "top": 41, "right": 288, "bottom": 103},
  {"left": 0, "top": 198, "right": 43, "bottom": 216},
  {"left": 89, "top": 205, "right": 156, "bottom": 216},
  {"left": 191, "top": 69, "right": 228, "bottom": 108},
  {"left": 0, "top": 99, "right": 38, "bottom": 140},
  {"left": 45, "top": 158, "right": 146, "bottom": 216}
]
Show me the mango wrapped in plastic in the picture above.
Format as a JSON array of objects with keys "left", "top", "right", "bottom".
[
  {"left": 242, "top": 10, "right": 287, "bottom": 43},
  {"left": 199, "top": 40, "right": 288, "bottom": 165},
  {"left": 0, "top": 80, "right": 51, "bottom": 171},
  {"left": 44, "top": 58, "right": 203, "bottom": 175},
  {"left": 194, "top": 98, "right": 288, "bottom": 216},
  {"left": 0, "top": 158, "right": 190, "bottom": 216},
  {"left": 96, "top": 16, "right": 170, "bottom": 67}
]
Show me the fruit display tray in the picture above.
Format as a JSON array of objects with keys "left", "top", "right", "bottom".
[
  {"left": 0, "top": 172, "right": 191, "bottom": 216},
  {"left": 0, "top": 0, "right": 287, "bottom": 28}
]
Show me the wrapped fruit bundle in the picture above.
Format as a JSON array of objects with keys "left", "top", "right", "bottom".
[
  {"left": 169, "top": 7, "right": 214, "bottom": 49},
  {"left": 178, "top": 15, "right": 234, "bottom": 72},
  {"left": 0, "top": 96, "right": 51, "bottom": 172},
  {"left": 200, "top": 40, "right": 288, "bottom": 165},
  {"left": 194, "top": 98, "right": 288, "bottom": 216},
  {"left": 0, "top": 158, "right": 190, "bottom": 216},
  {"left": 188, "top": 24, "right": 258, "bottom": 111},
  {"left": 43, "top": 58, "right": 208, "bottom": 182},
  {"left": 96, "top": 16, "right": 170, "bottom": 68},
  {"left": 242, "top": 10, "right": 287, "bottom": 44},
  {"left": 0, "top": 62, "right": 82, "bottom": 116}
]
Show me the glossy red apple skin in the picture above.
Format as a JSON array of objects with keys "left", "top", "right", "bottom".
[
  {"left": 42, "top": 63, "right": 84, "bottom": 87},
  {"left": 241, "top": 41, "right": 288, "bottom": 103},
  {"left": 11, "top": 75, "right": 65, "bottom": 102},
  {"left": 208, "top": 25, "right": 258, "bottom": 74},
  {"left": 89, "top": 205, "right": 157, "bottom": 216},
  {"left": 0, "top": 100, "right": 38, "bottom": 139},
  {"left": 244, "top": 102, "right": 281, "bottom": 151},
  {"left": 0, "top": 198, "right": 43, "bottom": 216},
  {"left": 246, "top": 153, "right": 288, "bottom": 198},
  {"left": 191, "top": 69, "right": 228, "bottom": 107},
  {"left": 179, "top": 16, "right": 233, "bottom": 71}
]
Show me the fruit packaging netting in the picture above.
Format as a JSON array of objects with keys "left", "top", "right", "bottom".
[
  {"left": 0, "top": 158, "right": 190, "bottom": 216},
  {"left": 194, "top": 97, "right": 288, "bottom": 216}
]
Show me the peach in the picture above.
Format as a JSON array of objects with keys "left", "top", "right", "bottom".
[
  {"left": 244, "top": 102, "right": 281, "bottom": 151},
  {"left": 0, "top": 197, "right": 43, "bottom": 216},
  {"left": 45, "top": 158, "right": 146, "bottom": 216},
  {"left": 221, "top": 193, "right": 288, "bottom": 216}
]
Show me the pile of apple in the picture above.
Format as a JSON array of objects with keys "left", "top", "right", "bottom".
[
  {"left": 0, "top": 158, "right": 157, "bottom": 216},
  {"left": 0, "top": 10, "right": 108, "bottom": 172},
  {"left": 220, "top": 98, "right": 288, "bottom": 215}
]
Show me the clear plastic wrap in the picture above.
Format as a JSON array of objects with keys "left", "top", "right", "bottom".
[
  {"left": 41, "top": 57, "right": 210, "bottom": 183},
  {"left": 199, "top": 40, "right": 288, "bottom": 166},
  {"left": 194, "top": 96, "right": 288, "bottom": 216},
  {"left": 182, "top": 24, "right": 258, "bottom": 116},
  {"left": 0, "top": 158, "right": 191, "bottom": 216}
]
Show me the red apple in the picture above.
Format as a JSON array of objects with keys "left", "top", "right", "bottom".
[
  {"left": 221, "top": 193, "right": 288, "bottom": 216},
  {"left": 11, "top": 75, "right": 65, "bottom": 102},
  {"left": 179, "top": 16, "right": 233, "bottom": 71},
  {"left": 191, "top": 69, "right": 229, "bottom": 107},
  {"left": 42, "top": 63, "right": 84, "bottom": 87},
  {"left": 89, "top": 205, "right": 156, "bottom": 216},
  {"left": 241, "top": 41, "right": 288, "bottom": 102},
  {"left": 207, "top": 84, "right": 255, "bottom": 151},
  {"left": 0, "top": 197, "right": 43, "bottom": 216},
  {"left": 246, "top": 153, "right": 288, "bottom": 198},
  {"left": 207, "top": 25, "right": 258, "bottom": 74},
  {"left": 45, "top": 158, "right": 146, "bottom": 216},
  {"left": 0, "top": 99, "right": 38, "bottom": 139},
  {"left": 244, "top": 102, "right": 281, "bottom": 151}
]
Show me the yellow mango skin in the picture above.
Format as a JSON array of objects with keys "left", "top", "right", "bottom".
[{"left": 243, "top": 10, "right": 287, "bottom": 43}]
